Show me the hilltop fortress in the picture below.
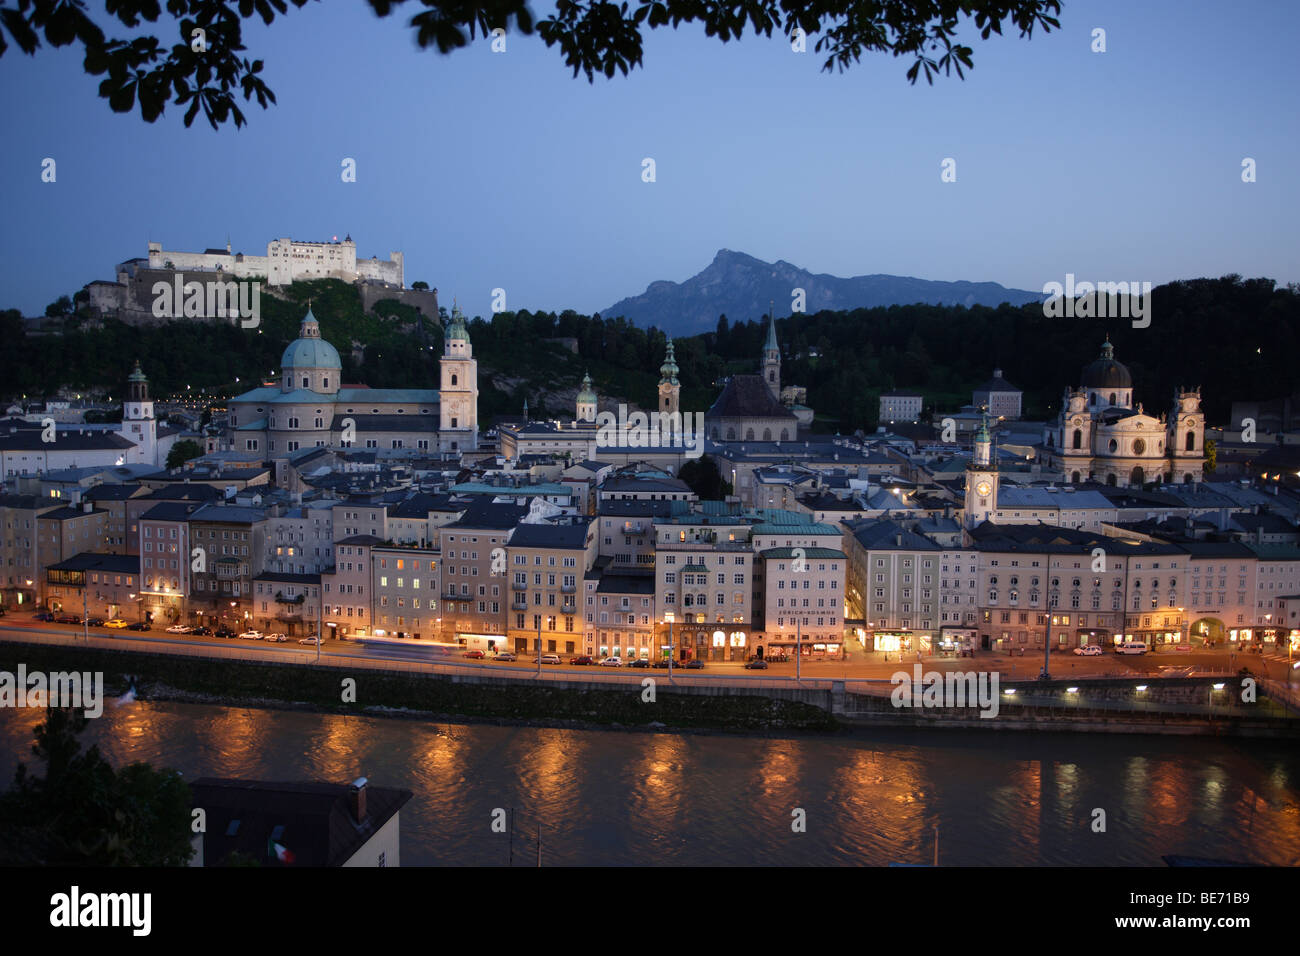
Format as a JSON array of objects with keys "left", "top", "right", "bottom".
[{"left": 84, "top": 236, "right": 436, "bottom": 324}]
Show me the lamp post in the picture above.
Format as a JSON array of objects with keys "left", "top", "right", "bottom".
[
  {"left": 316, "top": 584, "right": 323, "bottom": 663},
  {"left": 1039, "top": 611, "right": 1051, "bottom": 681},
  {"left": 796, "top": 619, "right": 802, "bottom": 682},
  {"left": 536, "top": 617, "right": 542, "bottom": 677},
  {"left": 665, "top": 614, "right": 674, "bottom": 681}
]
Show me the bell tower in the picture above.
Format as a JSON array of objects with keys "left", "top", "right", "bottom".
[
  {"left": 658, "top": 340, "right": 680, "bottom": 416},
  {"left": 122, "top": 360, "right": 158, "bottom": 465},
  {"left": 576, "top": 372, "right": 598, "bottom": 423},
  {"left": 964, "top": 410, "right": 999, "bottom": 529},
  {"left": 439, "top": 302, "right": 479, "bottom": 453},
  {"left": 760, "top": 309, "right": 781, "bottom": 400}
]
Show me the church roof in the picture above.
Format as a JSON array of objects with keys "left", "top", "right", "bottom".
[
  {"left": 707, "top": 375, "right": 797, "bottom": 420},
  {"left": 659, "top": 341, "right": 679, "bottom": 386},
  {"left": 1081, "top": 338, "right": 1132, "bottom": 389},
  {"left": 975, "top": 369, "right": 1019, "bottom": 393},
  {"left": 447, "top": 304, "right": 470, "bottom": 341},
  {"left": 281, "top": 307, "right": 342, "bottom": 372},
  {"left": 334, "top": 388, "right": 439, "bottom": 405}
]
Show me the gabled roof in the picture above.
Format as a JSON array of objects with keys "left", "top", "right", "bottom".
[{"left": 189, "top": 778, "right": 412, "bottom": 868}]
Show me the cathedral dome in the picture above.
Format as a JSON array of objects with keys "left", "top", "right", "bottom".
[
  {"left": 281, "top": 307, "right": 341, "bottom": 371},
  {"left": 1081, "top": 338, "right": 1131, "bottom": 389}
]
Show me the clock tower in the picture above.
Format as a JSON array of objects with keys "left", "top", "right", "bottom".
[
  {"left": 964, "top": 411, "right": 998, "bottom": 529},
  {"left": 439, "top": 303, "right": 479, "bottom": 454}
]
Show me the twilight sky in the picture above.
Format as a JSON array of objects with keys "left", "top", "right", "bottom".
[{"left": 0, "top": 0, "right": 1296, "bottom": 319}]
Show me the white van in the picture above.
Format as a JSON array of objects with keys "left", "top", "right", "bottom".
[{"left": 1116, "top": 641, "right": 1148, "bottom": 655}]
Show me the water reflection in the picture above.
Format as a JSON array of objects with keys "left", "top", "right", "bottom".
[{"left": 1, "top": 702, "right": 1298, "bottom": 867}]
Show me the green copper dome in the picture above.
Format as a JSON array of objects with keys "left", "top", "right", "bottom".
[
  {"left": 659, "top": 339, "right": 679, "bottom": 386},
  {"left": 577, "top": 372, "right": 598, "bottom": 403},
  {"left": 280, "top": 307, "right": 341, "bottom": 371},
  {"left": 447, "top": 303, "right": 470, "bottom": 342}
]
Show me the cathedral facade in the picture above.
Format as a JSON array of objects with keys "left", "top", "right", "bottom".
[
  {"left": 226, "top": 304, "right": 478, "bottom": 460},
  {"left": 1042, "top": 339, "right": 1204, "bottom": 486}
]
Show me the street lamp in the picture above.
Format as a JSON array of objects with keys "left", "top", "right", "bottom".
[{"left": 796, "top": 618, "right": 802, "bottom": 682}]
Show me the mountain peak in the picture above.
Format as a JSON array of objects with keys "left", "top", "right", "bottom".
[{"left": 603, "top": 253, "right": 1044, "bottom": 336}]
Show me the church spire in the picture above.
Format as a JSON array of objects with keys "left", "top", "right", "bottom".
[
  {"left": 659, "top": 339, "right": 679, "bottom": 386},
  {"left": 761, "top": 308, "right": 781, "bottom": 400},
  {"left": 658, "top": 340, "right": 681, "bottom": 417}
]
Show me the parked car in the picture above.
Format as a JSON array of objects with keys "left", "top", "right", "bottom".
[
  {"left": 569, "top": 655, "right": 595, "bottom": 665},
  {"left": 493, "top": 651, "right": 517, "bottom": 661},
  {"left": 685, "top": 659, "right": 706, "bottom": 669},
  {"left": 238, "top": 630, "right": 263, "bottom": 640},
  {"left": 599, "top": 656, "right": 624, "bottom": 667},
  {"left": 127, "top": 622, "right": 152, "bottom": 632},
  {"left": 263, "top": 633, "right": 288, "bottom": 643},
  {"left": 165, "top": 624, "right": 193, "bottom": 633},
  {"left": 104, "top": 618, "right": 128, "bottom": 628},
  {"left": 56, "top": 614, "right": 82, "bottom": 625},
  {"left": 1073, "top": 644, "right": 1104, "bottom": 656},
  {"left": 653, "top": 658, "right": 673, "bottom": 668},
  {"left": 538, "top": 653, "right": 562, "bottom": 665},
  {"left": 626, "top": 657, "right": 652, "bottom": 668},
  {"left": 462, "top": 649, "right": 486, "bottom": 659},
  {"left": 33, "top": 611, "right": 55, "bottom": 622},
  {"left": 215, "top": 628, "right": 236, "bottom": 639},
  {"left": 86, "top": 618, "right": 105, "bottom": 627},
  {"left": 298, "top": 636, "right": 322, "bottom": 646},
  {"left": 744, "top": 659, "right": 769, "bottom": 669},
  {"left": 1116, "top": 641, "right": 1148, "bottom": 655},
  {"left": 192, "top": 626, "right": 213, "bottom": 636}
]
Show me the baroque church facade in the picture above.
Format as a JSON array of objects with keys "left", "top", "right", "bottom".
[
  {"left": 1042, "top": 339, "right": 1204, "bottom": 486},
  {"left": 226, "top": 304, "right": 478, "bottom": 460}
]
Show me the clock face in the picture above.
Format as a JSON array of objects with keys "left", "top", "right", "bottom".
[{"left": 976, "top": 481, "right": 992, "bottom": 497}]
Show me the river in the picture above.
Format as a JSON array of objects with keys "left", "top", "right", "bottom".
[{"left": 2, "top": 700, "right": 1297, "bottom": 866}]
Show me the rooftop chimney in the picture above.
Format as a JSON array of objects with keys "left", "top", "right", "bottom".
[{"left": 349, "top": 777, "right": 368, "bottom": 824}]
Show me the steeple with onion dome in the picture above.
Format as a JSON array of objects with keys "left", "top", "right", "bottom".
[
  {"left": 576, "top": 372, "right": 598, "bottom": 423},
  {"left": 658, "top": 339, "right": 680, "bottom": 416}
]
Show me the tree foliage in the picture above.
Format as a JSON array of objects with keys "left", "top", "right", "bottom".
[
  {"left": 0, "top": 708, "right": 194, "bottom": 866},
  {"left": 678, "top": 454, "right": 731, "bottom": 499},
  {"left": 166, "top": 437, "right": 205, "bottom": 469},
  {"left": 0, "top": 0, "right": 1061, "bottom": 128},
  {"left": 4, "top": 275, "right": 1294, "bottom": 436}
]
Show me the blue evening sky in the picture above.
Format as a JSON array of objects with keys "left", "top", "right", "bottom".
[{"left": 0, "top": 0, "right": 1296, "bottom": 319}]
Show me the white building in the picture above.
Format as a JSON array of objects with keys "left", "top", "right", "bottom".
[
  {"left": 1043, "top": 338, "right": 1204, "bottom": 486},
  {"left": 227, "top": 304, "right": 477, "bottom": 462},
  {"left": 147, "top": 236, "right": 404, "bottom": 288}
]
